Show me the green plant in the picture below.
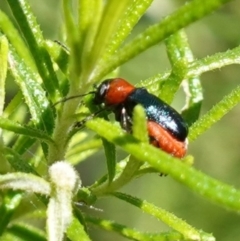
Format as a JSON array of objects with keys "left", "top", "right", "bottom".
[{"left": 0, "top": 0, "right": 240, "bottom": 240}]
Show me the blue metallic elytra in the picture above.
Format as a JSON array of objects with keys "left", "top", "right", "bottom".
[{"left": 123, "top": 88, "right": 188, "bottom": 142}]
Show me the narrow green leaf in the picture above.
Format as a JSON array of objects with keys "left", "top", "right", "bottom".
[
  {"left": 84, "top": 0, "right": 130, "bottom": 77},
  {"left": 0, "top": 36, "right": 8, "bottom": 116},
  {"left": 67, "top": 142, "right": 101, "bottom": 165},
  {"left": 102, "top": 138, "right": 116, "bottom": 183},
  {"left": 89, "top": 173, "right": 108, "bottom": 190},
  {"left": 63, "top": 0, "right": 82, "bottom": 84},
  {"left": 7, "top": 0, "right": 59, "bottom": 98},
  {"left": 8, "top": 46, "right": 55, "bottom": 134},
  {"left": 0, "top": 192, "right": 22, "bottom": 236},
  {"left": 5, "top": 147, "right": 38, "bottom": 174},
  {"left": 182, "top": 77, "right": 203, "bottom": 126},
  {"left": 45, "top": 40, "right": 69, "bottom": 76},
  {"left": 132, "top": 105, "right": 148, "bottom": 143},
  {"left": 187, "top": 45, "right": 240, "bottom": 77},
  {"left": 113, "top": 192, "right": 205, "bottom": 241},
  {"left": 13, "top": 136, "right": 38, "bottom": 155},
  {"left": 95, "top": 0, "right": 154, "bottom": 74},
  {"left": 0, "top": 11, "right": 36, "bottom": 71},
  {"left": 85, "top": 215, "right": 189, "bottom": 241},
  {"left": 2, "top": 95, "right": 29, "bottom": 153},
  {"left": 67, "top": 216, "right": 91, "bottom": 241},
  {"left": 87, "top": 118, "right": 240, "bottom": 211},
  {"left": 77, "top": 0, "right": 103, "bottom": 76},
  {"left": 7, "top": 222, "right": 46, "bottom": 241},
  {"left": 138, "top": 72, "right": 170, "bottom": 95},
  {"left": 189, "top": 84, "right": 240, "bottom": 141},
  {"left": 0, "top": 117, "right": 53, "bottom": 144},
  {"left": 2, "top": 92, "right": 23, "bottom": 119},
  {"left": 78, "top": 0, "right": 95, "bottom": 38},
  {"left": 73, "top": 207, "right": 89, "bottom": 233},
  {"left": 0, "top": 36, "right": 8, "bottom": 174},
  {"left": 41, "top": 41, "right": 70, "bottom": 97},
  {"left": 92, "top": 0, "right": 232, "bottom": 82}
]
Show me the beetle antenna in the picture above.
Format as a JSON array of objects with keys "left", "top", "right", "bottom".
[
  {"left": 74, "top": 108, "right": 105, "bottom": 128},
  {"left": 52, "top": 91, "right": 95, "bottom": 107}
]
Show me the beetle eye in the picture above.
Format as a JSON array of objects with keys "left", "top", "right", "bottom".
[{"left": 93, "top": 80, "right": 110, "bottom": 104}]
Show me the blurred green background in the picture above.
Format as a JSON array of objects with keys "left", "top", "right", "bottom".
[{"left": 1, "top": 0, "right": 240, "bottom": 240}]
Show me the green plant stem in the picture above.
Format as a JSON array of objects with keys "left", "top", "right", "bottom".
[
  {"left": 47, "top": 96, "right": 80, "bottom": 163},
  {"left": 48, "top": 0, "right": 103, "bottom": 164},
  {"left": 91, "top": 156, "right": 142, "bottom": 196}
]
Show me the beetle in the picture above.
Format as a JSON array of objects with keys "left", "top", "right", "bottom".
[{"left": 93, "top": 78, "right": 188, "bottom": 158}]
